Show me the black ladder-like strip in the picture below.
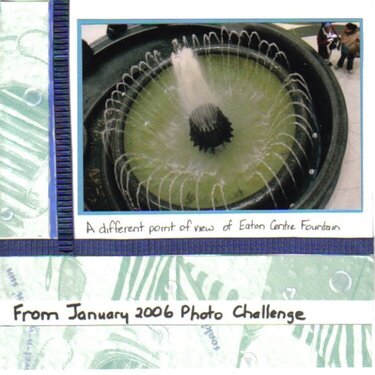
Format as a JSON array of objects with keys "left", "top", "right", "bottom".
[{"left": 51, "top": 0, "right": 74, "bottom": 252}]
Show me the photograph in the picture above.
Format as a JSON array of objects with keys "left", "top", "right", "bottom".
[{"left": 81, "top": 21, "right": 361, "bottom": 212}]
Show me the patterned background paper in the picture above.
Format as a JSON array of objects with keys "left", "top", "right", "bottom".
[
  {"left": 0, "top": 255, "right": 373, "bottom": 369},
  {"left": 0, "top": 1, "right": 50, "bottom": 238}
]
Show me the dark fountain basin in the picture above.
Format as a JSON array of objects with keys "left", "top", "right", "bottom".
[{"left": 83, "top": 23, "right": 347, "bottom": 211}]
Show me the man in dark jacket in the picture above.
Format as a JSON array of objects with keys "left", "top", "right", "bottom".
[{"left": 317, "top": 22, "right": 339, "bottom": 66}]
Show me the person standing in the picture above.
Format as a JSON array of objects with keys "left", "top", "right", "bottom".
[
  {"left": 317, "top": 22, "right": 339, "bottom": 66},
  {"left": 335, "top": 23, "right": 360, "bottom": 74}
]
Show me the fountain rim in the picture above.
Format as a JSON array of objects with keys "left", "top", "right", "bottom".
[{"left": 258, "top": 24, "right": 348, "bottom": 208}]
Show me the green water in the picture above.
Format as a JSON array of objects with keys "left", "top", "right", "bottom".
[{"left": 124, "top": 54, "right": 296, "bottom": 209}]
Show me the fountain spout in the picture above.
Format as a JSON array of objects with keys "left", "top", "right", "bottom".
[
  {"left": 189, "top": 103, "right": 233, "bottom": 153},
  {"left": 171, "top": 47, "right": 233, "bottom": 153}
]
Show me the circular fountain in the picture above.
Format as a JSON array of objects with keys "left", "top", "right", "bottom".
[{"left": 83, "top": 23, "right": 347, "bottom": 211}]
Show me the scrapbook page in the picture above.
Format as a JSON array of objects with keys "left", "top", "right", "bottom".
[{"left": 0, "top": 0, "right": 374, "bottom": 373}]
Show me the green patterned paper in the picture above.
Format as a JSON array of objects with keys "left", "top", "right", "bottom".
[
  {"left": 0, "top": 255, "right": 372, "bottom": 369},
  {"left": 0, "top": 1, "right": 49, "bottom": 238}
]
